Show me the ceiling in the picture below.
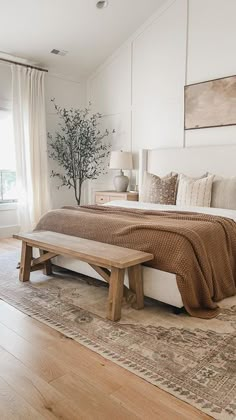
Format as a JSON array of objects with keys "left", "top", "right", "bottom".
[{"left": 0, "top": 0, "right": 165, "bottom": 80}]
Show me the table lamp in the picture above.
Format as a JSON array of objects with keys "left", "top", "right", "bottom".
[{"left": 109, "top": 151, "right": 133, "bottom": 192}]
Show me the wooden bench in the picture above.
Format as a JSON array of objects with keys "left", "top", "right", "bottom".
[{"left": 14, "top": 231, "right": 153, "bottom": 322}]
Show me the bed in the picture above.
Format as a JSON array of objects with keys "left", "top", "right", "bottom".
[{"left": 36, "top": 145, "right": 236, "bottom": 316}]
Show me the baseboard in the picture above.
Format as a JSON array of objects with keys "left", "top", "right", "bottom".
[{"left": 0, "top": 225, "right": 20, "bottom": 239}]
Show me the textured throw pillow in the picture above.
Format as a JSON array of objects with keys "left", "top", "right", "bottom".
[
  {"left": 210, "top": 176, "right": 236, "bottom": 210},
  {"left": 140, "top": 172, "right": 178, "bottom": 204},
  {"left": 176, "top": 174, "right": 214, "bottom": 207}
]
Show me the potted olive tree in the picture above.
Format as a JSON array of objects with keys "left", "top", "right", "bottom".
[{"left": 48, "top": 99, "right": 114, "bottom": 205}]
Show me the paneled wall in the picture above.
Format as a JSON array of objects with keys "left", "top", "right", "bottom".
[
  {"left": 87, "top": 45, "right": 132, "bottom": 198},
  {"left": 87, "top": 0, "right": 236, "bottom": 201},
  {"left": 132, "top": 0, "right": 187, "bottom": 152},
  {"left": 186, "top": 0, "right": 236, "bottom": 146}
]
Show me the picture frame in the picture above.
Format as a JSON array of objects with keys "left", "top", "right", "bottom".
[{"left": 184, "top": 74, "right": 236, "bottom": 130}]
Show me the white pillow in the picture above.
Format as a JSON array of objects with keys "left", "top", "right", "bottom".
[
  {"left": 176, "top": 174, "right": 214, "bottom": 207},
  {"left": 210, "top": 176, "right": 236, "bottom": 210}
]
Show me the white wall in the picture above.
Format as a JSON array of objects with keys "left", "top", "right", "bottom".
[
  {"left": 0, "top": 63, "right": 12, "bottom": 109},
  {"left": 87, "top": 0, "right": 236, "bottom": 199},
  {"left": 0, "top": 63, "right": 86, "bottom": 237},
  {"left": 132, "top": 0, "right": 187, "bottom": 152},
  {"left": 45, "top": 74, "right": 86, "bottom": 208},
  {"left": 186, "top": 0, "right": 236, "bottom": 146},
  {"left": 87, "top": 44, "right": 132, "bottom": 199}
]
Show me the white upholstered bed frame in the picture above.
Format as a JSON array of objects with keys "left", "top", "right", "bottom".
[{"left": 54, "top": 145, "right": 236, "bottom": 309}]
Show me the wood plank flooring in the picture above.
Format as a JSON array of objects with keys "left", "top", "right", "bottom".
[{"left": 0, "top": 238, "right": 210, "bottom": 419}]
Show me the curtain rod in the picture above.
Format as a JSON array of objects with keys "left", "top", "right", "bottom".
[{"left": 0, "top": 57, "right": 48, "bottom": 73}]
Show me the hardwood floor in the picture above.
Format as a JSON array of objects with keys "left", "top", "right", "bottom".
[{"left": 0, "top": 238, "right": 210, "bottom": 419}]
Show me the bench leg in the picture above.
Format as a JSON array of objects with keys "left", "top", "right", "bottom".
[
  {"left": 39, "top": 249, "right": 53, "bottom": 275},
  {"left": 128, "top": 264, "right": 144, "bottom": 310},
  {"left": 19, "top": 242, "right": 32, "bottom": 282},
  {"left": 107, "top": 267, "right": 125, "bottom": 322}
]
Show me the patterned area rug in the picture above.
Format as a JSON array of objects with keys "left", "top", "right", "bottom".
[{"left": 0, "top": 249, "right": 236, "bottom": 420}]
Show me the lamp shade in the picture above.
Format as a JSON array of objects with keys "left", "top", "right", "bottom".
[{"left": 109, "top": 151, "right": 133, "bottom": 170}]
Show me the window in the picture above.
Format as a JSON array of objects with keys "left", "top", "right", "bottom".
[{"left": 0, "top": 109, "right": 17, "bottom": 203}]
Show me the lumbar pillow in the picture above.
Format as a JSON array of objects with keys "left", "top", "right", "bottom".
[
  {"left": 140, "top": 172, "right": 178, "bottom": 204},
  {"left": 210, "top": 176, "right": 236, "bottom": 210},
  {"left": 176, "top": 174, "right": 214, "bottom": 207}
]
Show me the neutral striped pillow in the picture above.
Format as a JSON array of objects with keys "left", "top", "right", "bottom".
[{"left": 176, "top": 174, "right": 214, "bottom": 207}]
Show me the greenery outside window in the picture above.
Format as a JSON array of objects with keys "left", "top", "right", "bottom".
[
  {"left": 0, "top": 109, "right": 17, "bottom": 203},
  {"left": 0, "top": 170, "right": 17, "bottom": 203}
]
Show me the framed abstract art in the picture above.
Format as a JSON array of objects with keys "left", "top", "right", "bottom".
[{"left": 184, "top": 75, "right": 236, "bottom": 130}]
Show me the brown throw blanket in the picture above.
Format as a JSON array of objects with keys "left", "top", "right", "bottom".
[{"left": 35, "top": 205, "right": 236, "bottom": 319}]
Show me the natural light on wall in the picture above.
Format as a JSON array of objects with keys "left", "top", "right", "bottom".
[{"left": 0, "top": 109, "right": 17, "bottom": 202}]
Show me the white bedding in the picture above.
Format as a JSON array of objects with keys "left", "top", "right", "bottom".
[{"left": 105, "top": 200, "right": 236, "bottom": 222}]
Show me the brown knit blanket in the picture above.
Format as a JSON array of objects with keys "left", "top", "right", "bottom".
[{"left": 35, "top": 205, "right": 236, "bottom": 319}]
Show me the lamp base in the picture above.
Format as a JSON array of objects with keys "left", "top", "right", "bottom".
[{"left": 113, "top": 171, "right": 129, "bottom": 192}]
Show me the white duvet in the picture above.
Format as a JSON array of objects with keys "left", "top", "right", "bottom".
[{"left": 105, "top": 200, "right": 236, "bottom": 222}]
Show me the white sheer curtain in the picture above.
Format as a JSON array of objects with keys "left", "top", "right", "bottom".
[{"left": 12, "top": 65, "right": 51, "bottom": 232}]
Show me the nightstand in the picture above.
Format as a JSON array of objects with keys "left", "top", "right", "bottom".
[{"left": 95, "top": 190, "right": 139, "bottom": 205}]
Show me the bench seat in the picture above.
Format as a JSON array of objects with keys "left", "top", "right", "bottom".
[{"left": 14, "top": 231, "right": 153, "bottom": 321}]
